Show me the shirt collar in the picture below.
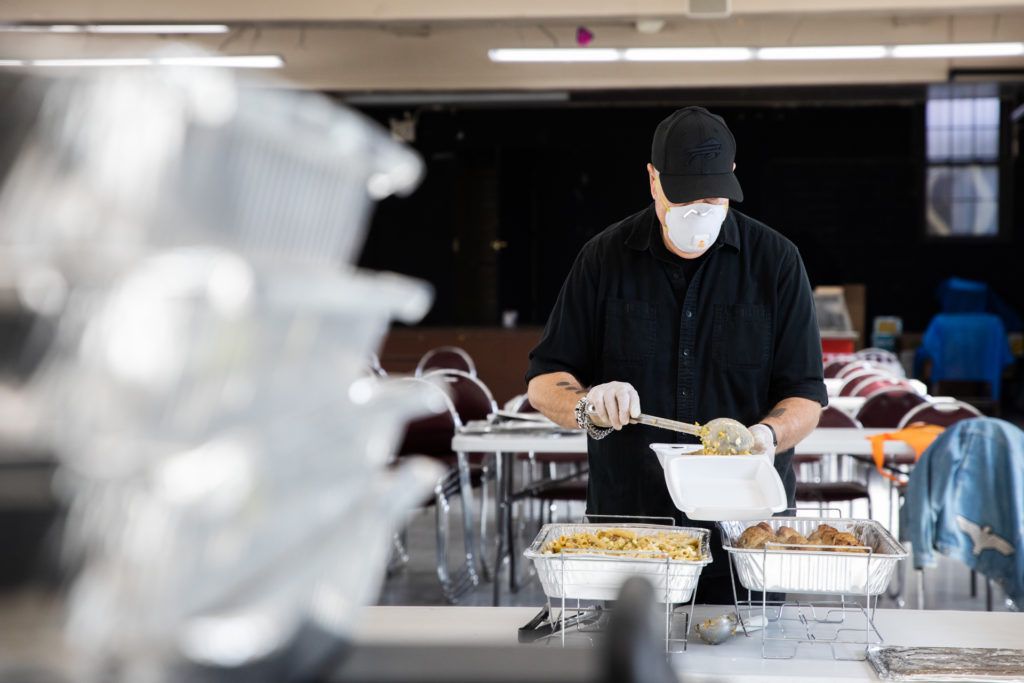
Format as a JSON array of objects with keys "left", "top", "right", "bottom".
[{"left": 626, "top": 202, "right": 741, "bottom": 254}]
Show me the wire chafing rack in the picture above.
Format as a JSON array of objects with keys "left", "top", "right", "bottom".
[
  {"left": 521, "top": 515, "right": 711, "bottom": 653},
  {"left": 719, "top": 510, "right": 907, "bottom": 661}
]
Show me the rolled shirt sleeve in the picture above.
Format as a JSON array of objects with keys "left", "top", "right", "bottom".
[
  {"left": 768, "top": 247, "right": 828, "bottom": 407},
  {"left": 526, "top": 248, "right": 598, "bottom": 387}
]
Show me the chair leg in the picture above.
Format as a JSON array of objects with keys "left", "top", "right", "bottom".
[
  {"left": 434, "top": 468, "right": 480, "bottom": 604},
  {"left": 970, "top": 569, "right": 977, "bottom": 598},
  {"left": 986, "top": 577, "right": 993, "bottom": 612},
  {"left": 478, "top": 458, "right": 493, "bottom": 582},
  {"left": 916, "top": 569, "right": 925, "bottom": 610},
  {"left": 386, "top": 531, "right": 409, "bottom": 576},
  {"left": 455, "top": 451, "right": 482, "bottom": 578}
]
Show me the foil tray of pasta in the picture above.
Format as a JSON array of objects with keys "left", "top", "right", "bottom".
[
  {"left": 719, "top": 517, "right": 907, "bottom": 595},
  {"left": 523, "top": 524, "right": 711, "bottom": 603}
]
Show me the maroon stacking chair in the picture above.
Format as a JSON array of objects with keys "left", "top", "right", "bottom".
[
  {"left": 854, "top": 389, "right": 927, "bottom": 429},
  {"left": 838, "top": 370, "right": 885, "bottom": 397},
  {"left": 897, "top": 400, "right": 982, "bottom": 429},
  {"left": 415, "top": 346, "right": 476, "bottom": 377},
  {"left": 510, "top": 394, "right": 588, "bottom": 525},
  {"left": 824, "top": 358, "right": 852, "bottom": 378},
  {"left": 836, "top": 360, "right": 879, "bottom": 380},
  {"left": 851, "top": 376, "right": 915, "bottom": 398},
  {"left": 795, "top": 406, "right": 872, "bottom": 517},
  {"left": 397, "top": 370, "right": 493, "bottom": 602},
  {"left": 422, "top": 369, "right": 499, "bottom": 578}
]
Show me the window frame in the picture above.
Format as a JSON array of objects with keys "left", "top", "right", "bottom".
[{"left": 921, "top": 89, "right": 1012, "bottom": 244}]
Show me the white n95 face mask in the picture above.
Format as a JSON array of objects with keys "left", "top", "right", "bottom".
[{"left": 663, "top": 202, "right": 727, "bottom": 255}]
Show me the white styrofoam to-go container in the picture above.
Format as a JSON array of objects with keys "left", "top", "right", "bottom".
[{"left": 650, "top": 443, "right": 787, "bottom": 522}]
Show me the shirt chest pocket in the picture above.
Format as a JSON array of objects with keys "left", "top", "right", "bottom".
[
  {"left": 712, "top": 304, "right": 771, "bottom": 370},
  {"left": 603, "top": 298, "right": 656, "bottom": 363}
]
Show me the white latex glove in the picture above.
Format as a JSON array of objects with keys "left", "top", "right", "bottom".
[
  {"left": 748, "top": 423, "right": 776, "bottom": 461},
  {"left": 585, "top": 381, "right": 641, "bottom": 430}
]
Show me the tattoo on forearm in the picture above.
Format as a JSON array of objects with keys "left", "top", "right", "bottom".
[
  {"left": 767, "top": 408, "right": 786, "bottom": 419},
  {"left": 558, "top": 382, "right": 588, "bottom": 396}
]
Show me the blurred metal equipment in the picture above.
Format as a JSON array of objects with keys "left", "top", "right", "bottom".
[
  {"left": 334, "top": 577, "right": 674, "bottom": 683},
  {"left": 0, "top": 52, "right": 446, "bottom": 682}
]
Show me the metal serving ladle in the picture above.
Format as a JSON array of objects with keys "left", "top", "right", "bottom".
[{"left": 587, "top": 404, "right": 756, "bottom": 453}]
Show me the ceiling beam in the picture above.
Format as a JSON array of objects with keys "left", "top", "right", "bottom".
[{"left": 2, "top": 0, "right": 1024, "bottom": 23}]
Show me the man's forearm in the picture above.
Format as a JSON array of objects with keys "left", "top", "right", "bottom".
[
  {"left": 757, "top": 397, "right": 821, "bottom": 452},
  {"left": 527, "top": 372, "right": 587, "bottom": 430}
]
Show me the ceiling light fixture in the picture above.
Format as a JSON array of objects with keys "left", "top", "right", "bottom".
[
  {"left": 0, "top": 24, "right": 231, "bottom": 34},
  {"left": 623, "top": 47, "right": 753, "bottom": 61},
  {"left": 0, "top": 55, "right": 284, "bottom": 69},
  {"left": 488, "top": 42, "right": 1024, "bottom": 63},
  {"left": 758, "top": 45, "right": 887, "bottom": 60},
  {"left": 891, "top": 42, "right": 1024, "bottom": 58},
  {"left": 487, "top": 48, "right": 619, "bottom": 62}
]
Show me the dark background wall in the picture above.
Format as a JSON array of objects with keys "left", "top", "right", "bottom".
[{"left": 357, "top": 86, "right": 1023, "bottom": 332}]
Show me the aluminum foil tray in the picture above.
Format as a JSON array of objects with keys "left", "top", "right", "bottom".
[
  {"left": 719, "top": 517, "right": 907, "bottom": 596},
  {"left": 524, "top": 523, "right": 711, "bottom": 603},
  {"left": 867, "top": 646, "right": 1024, "bottom": 681}
]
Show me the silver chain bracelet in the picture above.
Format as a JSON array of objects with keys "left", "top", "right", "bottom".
[{"left": 575, "top": 397, "right": 613, "bottom": 440}]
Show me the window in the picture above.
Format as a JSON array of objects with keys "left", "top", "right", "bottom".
[{"left": 925, "top": 84, "right": 1001, "bottom": 238}]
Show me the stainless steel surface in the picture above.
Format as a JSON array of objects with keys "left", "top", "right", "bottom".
[
  {"left": 720, "top": 518, "right": 907, "bottom": 595},
  {"left": 694, "top": 613, "right": 739, "bottom": 645},
  {"left": 523, "top": 523, "right": 711, "bottom": 603},
  {"left": 703, "top": 417, "right": 756, "bottom": 453},
  {"left": 629, "top": 413, "right": 702, "bottom": 437},
  {"left": 867, "top": 646, "right": 1024, "bottom": 681}
]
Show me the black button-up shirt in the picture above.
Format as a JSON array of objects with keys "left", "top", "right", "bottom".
[{"left": 527, "top": 204, "right": 827, "bottom": 567}]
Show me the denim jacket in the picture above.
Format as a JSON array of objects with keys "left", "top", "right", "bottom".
[{"left": 903, "top": 417, "right": 1024, "bottom": 605}]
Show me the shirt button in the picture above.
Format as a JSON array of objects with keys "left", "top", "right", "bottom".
[
  {"left": 681, "top": 389, "right": 688, "bottom": 397},
  {"left": 685, "top": 310, "right": 693, "bottom": 319},
  {"left": 672, "top": 271, "right": 681, "bottom": 279},
  {"left": 683, "top": 349, "right": 690, "bottom": 357}
]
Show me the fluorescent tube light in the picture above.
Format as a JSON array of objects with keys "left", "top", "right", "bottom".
[
  {"left": 488, "top": 48, "right": 620, "bottom": 62},
  {"left": 1, "top": 24, "right": 230, "bottom": 34},
  {"left": 891, "top": 42, "right": 1024, "bottom": 58},
  {"left": 8, "top": 55, "right": 284, "bottom": 69},
  {"left": 623, "top": 47, "right": 753, "bottom": 61},
  {"left": 758, "top": 45, "right": 887, "bottom": 60},
  {"left": 488, "top": 42, "right": 1024, "bottom": 63}
]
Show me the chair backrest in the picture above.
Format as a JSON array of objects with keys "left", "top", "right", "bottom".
[
  {"left": 423, "top": 369, "right": 497, "bottom": 424},
  {"left": 855, "top": 389, "right": 928, "bottom": 428},
  {"left": 835, "top": 360, "right": 877, "bottom": 380},
  {"left": 819, "top": 404, "right": 863, "bottom": 428},
  {"left": 396, "top": 377, "right": 461, "bottom": 458},
  {"left": 851, "top": 376, "right": 914, "bottom": 399},
  {"left": 855, "top": 347, "right": 899, "bottom": 363},
  {"left": 838, "top": 370, "right": 884, "bottom": 397},
  {"left": 823, "top": 359, "right": 851, "bottom": 378},
  {"left": 897, "top": 400, "right": 984, "bottom": 429},
  {"left": 510, "top": 393, "right": 536, "bottom": 413},
  {"left": 415, "top": 346, "right": 476, "bottom": 377}
]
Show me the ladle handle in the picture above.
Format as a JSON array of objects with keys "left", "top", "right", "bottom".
[{"left": 629, "top": 413, "right": 703, "bottom": 437}]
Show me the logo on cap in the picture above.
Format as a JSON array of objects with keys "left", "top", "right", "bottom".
[{"left": 686, "top": 137, "right": 722, "bottom": 165}]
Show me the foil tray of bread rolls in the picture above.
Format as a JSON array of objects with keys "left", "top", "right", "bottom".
[{"left": 719, "top": 518, "right": 907, "bottom": 595}]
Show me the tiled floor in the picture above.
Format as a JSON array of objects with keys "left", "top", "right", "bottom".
[{"left": 377, "top": 463, "right": 1017, "bottom": 613}]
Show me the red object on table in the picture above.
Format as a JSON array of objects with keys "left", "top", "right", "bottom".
[{"left": 821, "top": 332, "right": 857, "bottom": 355}]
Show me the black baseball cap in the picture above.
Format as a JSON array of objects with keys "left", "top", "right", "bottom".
[{"left": 651, "top": 106, "right": 743, "bottom": 204}]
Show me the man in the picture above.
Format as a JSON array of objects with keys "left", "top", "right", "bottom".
[{"left": 526, "top": 106, "right": 827, "bottom": 603}]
